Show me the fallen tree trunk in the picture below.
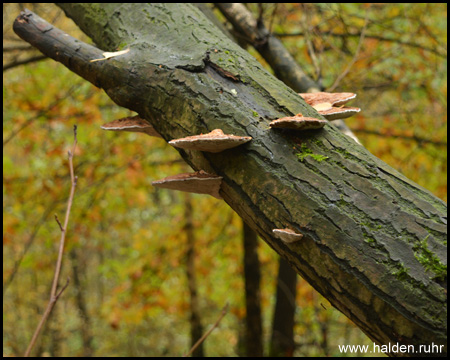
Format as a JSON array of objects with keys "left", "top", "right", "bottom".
[{"left": 13, "top": 4, "right": 446, "bottom": 356}]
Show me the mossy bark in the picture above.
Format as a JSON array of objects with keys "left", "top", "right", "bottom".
[{"left": 14, "top": 4, "right": 446, "bottom": 356}]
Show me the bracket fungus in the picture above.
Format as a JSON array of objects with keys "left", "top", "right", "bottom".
[
  {"left": 270, "top": 114, "right": 327, "bottom": 130},
  {"left": 101, "top": 115, "right": 162, "bottom": 138},
  {"left": 298, "top": 92, "right": 361, "bottom": 121},
  {"left": 316, "top": 106, "right": 361, "bottom": 120},
  {"left": 273, "top": 228, "right": 303, "bottom": 243},
  {"left": 151, "top": 170, "right": 223, "bottom": 199},
  {"left": 168, "top": 129, "right": 252, "bottom": 153},
  {"left": 299, "top": 92, "right": 356, "bottom": 107}
]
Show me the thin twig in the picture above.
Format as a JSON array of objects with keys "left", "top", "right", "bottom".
[
  {"left": 3, "top": 198, "right": 59, "bottom": 299},
  {"left": 54, "top": 214, "right": 64, "bottom": 232},
  {"left": 3, "top": 54, "right": 48, "bottom": 71},
  {"left": 274, "top": 31, "right": 446, "bottom": 58},
  {"left": 328, "top": 9, "right": 370, "bottom": 92},
  {"left": 50, "top": 125, "right": 77, "bottom": 299},
  {"left": 55, "top": 277, "right": 71, "bottom": 298},
  {"left": 24, "top": 125, "right": 78, "bottom": 357},
  {"left": 300, "top": 5, "right": 322, "bottom": 83},
  {"left": 183, "top": 302, "right": 229, "bottom": 357}
]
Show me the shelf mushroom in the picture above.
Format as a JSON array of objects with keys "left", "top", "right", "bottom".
[
  {"left": 101, "top": 115, "right": 162, "bottom": 138},
  {"left": 298, "top": 92, "right": 361, "bottom": 121},
  {"left": 152, "top": 170, "right": 223, "bottom": 199},
  {"left": 316, "top": 106, "right": 361, "bottom": 120},
  {"left": 169, "top": 129, "right": 252, "bottom": 153},
  {"left": 273, "top": 228, "right": 303, "bottom": 243},
  {"left": 270, "top": 114, "right": 327, "bottom": 130},
  {"left": 299, "top": 92, "right": 356, "bottom": 107}
]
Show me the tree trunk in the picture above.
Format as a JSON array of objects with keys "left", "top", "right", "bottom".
[
  {"left": 13, "top": 4, "right": 447, "bottom": 356},
  {"left": 270, "top": 258, "right": 297, "bottom": 357},
  {"left": 184, "top": 193, "right": 204, "bottom": 357},
  {"left": 215, "top": 3, "right": 320, "bottom": 93},
  {"left": 69, "top": 248, "right": 94, "bottom": 357},
  {"left": 214, "top": 2, "right": 360, "bottom": 144},
  {"left": 242, "top": 221, "right": 263, "bottom": 356}
]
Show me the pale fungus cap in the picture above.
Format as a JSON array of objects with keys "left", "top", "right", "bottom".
[
  {"left": 151, "top": 170, "right": 223, "bottom": 199},
  {"left": 298, "top": 92, "right": 361, "bottom": 121},
  {"left": 273, "top": 228, "right": 303, "bottom": 243},
  {"left": 270, "top": 115, "right": 327, "bottom": 130},
  {"left": 169, "top": 129, "right": 252, "bottom": 153},
  {"left": 101, "top": 115, "right": 162, "bottom": 138},
  {"left": 299, "top": 92, "right": 357, "bottom": 107},
  {"left": 317, "top": 107, "right": 361, "bottom": 120},
  {"left": 311, "top": 102, "right": 333, "bottom": 111}
]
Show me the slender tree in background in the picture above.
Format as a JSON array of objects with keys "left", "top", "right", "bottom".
[
  {"left": 242, "top": 221, "right": 263, "bottom": 356},
  {"left": 269, "top": 259, "right": 297, "bottom": 357},
  {"left": 184, "top": 194, "right": 205, "bottom": 357}
]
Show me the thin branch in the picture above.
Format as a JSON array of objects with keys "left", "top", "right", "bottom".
[
  {"left": 299, "top": 5, "right": 322, "bottom": 83},
  {"left": 3, "top": 44, "right": 37, "bottom": 51},
  {"left": 183, "top": 302, "right": 229, "bottom": 357},
  {"left": 3, "top": 54, "right": 48, "bottom": 71},
  {"left": 23, "top": 278, "right": 70, "bottom": 358},
  {"left": 215, "top": 3, "right": 320, "bottom": 93},
  {"left": 49, "top": 126, "right": 77, "bottom": 299},
  {"left": 2, "top": 198, "right": 58, "bottom": 299},
  {"left": 55, "top": 277, "right": 70, "bottom": 298},
  {"left": 275, "top": 31, "right": 446, "bottom": 58},
  {"left": 351, "top": 127, "right": 448, "bottom": 147},
  {"left": 54, "top": 214, "right": 64, "bottom": 232},
  {"left": 24, "top": 126, "right": 78, "bottom": 357},
  {"left": 328, "top": 9, "right": 370, "bottom": 92}
]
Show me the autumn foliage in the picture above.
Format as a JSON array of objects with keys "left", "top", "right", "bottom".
[{"left": 3, "top": 3, "right": 446, "bottom": 357}]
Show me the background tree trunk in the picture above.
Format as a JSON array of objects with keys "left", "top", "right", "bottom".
[
  {"left": 269, "top": 259, "right": 297, "bottom": 357},
  {"left": 13, "top": 4, "right": 447, "bottom": 356},
  {"left": 242, "top": 221, "right": 263, "bottom": 356},
  {"left": 184, "top": 193, "right": 205, "bottom": 357}
]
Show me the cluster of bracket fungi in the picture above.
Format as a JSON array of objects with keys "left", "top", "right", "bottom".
[
  {"left": 269, "top": 91, "right": 360, "bottom": 130},
  {"left": 101, "top": 92, "right": 360, "bottom": 244}
]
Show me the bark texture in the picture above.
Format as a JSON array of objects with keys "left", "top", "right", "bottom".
[
  {"left": 13, "top": 4, "right": 446, "bottom": 356},
  {"left": 184, "top": 194, "right": 204, "bottom": 357},
  {"left": 215, "top": 3, "right": 320, "bottom": 93},
  {"left": 243, "top": 221, "right": 263, "bottom": 356},
  {"left": 270, "top": 259, "right": 297, "bottom": 357}
]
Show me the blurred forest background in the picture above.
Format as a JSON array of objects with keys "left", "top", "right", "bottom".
[{"left": 3, "top": 3, "right": 447, "bottom": 357}]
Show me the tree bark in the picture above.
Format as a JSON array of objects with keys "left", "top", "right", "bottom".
[
  {"left": 242, "top": 221, "right": 263, "bottom": 357},
  {"left": 13, "top": 4, "right": 447, "bottom": 356},
  {"left": 69, "top": 249, "right": 94, "bottom": 357},
  {"left": 184, "top": 194, "right": 205, "bottom": 357},
  {"left": 269, "top": 258, "right": 297, "bottom": 357},
  {"left": 214, "top": 2, "right": 360, "bottom": 144},
  {"left": 215, "top": 3, "right": 320, "bottom": 93}
]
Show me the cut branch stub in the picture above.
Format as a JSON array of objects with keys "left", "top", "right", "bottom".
[
  {"left": 152, "top": 170, "right": 223, "bottom": 199},
  {"left": 270, "top": 114, "right": 327, "bottom": 130},
  {"left": 273, "top": 228, "right": 303, "bottom": 243},
  {"left": 168, "top": 129, "right": 252, "bottom": 153},
  {"left": 299, "top": 92, "right": 357, "bottom": 107},
  {"left": 101, "top": 115, "right": 162, "bottom": 138},
  {"left": 299, "top": 92, "right": 361, "bottom": 121}
]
